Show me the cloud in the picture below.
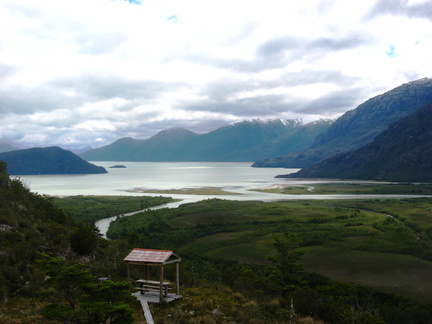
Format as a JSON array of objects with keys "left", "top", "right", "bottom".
[
  {"left": 0, "top": 84, "right": 84, "bottom": 115},
  {"left": 366, "top": 0, "right": 432, "bottom": 20},
  {"left": 52, "top": 74, "right": 186, "bottom": 102},
  {"left": 76, "top": 32, "right": 127, "bottom": 55},
  {"left": 0, "top": 64, "right": 16, "bottom": 83},
  {"left": 201, "top": 33, "right": 370, "bottom": 74},
  {"left": 299, "top": 87, "right": 368, "bottom": 115},
  {"left": 1, "top": 0, "right": 431, "bottom": 149}
]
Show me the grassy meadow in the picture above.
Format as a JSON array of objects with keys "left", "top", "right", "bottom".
[
  {"left": 52, "top": 195, "right": 179, "bottom": 223},
  {"left": 107, "top": 195, "right": 432, "bottom": 302},
  {"left": 252, "top": 182, "right": 432, "bottom": 195}
]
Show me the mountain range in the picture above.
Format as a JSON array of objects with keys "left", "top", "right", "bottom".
[
  {"left": 278, "top": 101, "right": 432, "bottom": 182},
  {"left": 253, "top": 78, "right": 432, "bottom": 168},
  {"left": 0, "top": 146, "right": 107, "bottom": 175},
  {"left": 0, "top": 143, "right": 18, "bottom": 153},
  {"left": 80, "top": 119, "right": 333, "bottom": 162},
  {"left": 1, "top": 78, "right": 432, "bottom": 179}
]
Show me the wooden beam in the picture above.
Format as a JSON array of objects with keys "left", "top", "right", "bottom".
[
  {"left": 159, "top": 265, "right": 164, "bottom": 303},
  {"left": 140, "top": 300, "right": 154, "bottom": 324},
  {"left": 175, "top": 262, "right": 180, "bottom": 295},
  {"left": 145, "top": 265, "right": 149, "bottom": 282}
]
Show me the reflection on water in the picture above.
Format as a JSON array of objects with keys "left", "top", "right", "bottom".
[
  {"left": 15, "top": 162, "right": 298, "bottom": 198},
  {"left": 13, "top": 161, "right": 430, "bottom": 237}
]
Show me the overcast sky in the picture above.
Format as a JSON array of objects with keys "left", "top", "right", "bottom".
[{"left": 1, "top": 0, "right": 432, "bottom": 150}]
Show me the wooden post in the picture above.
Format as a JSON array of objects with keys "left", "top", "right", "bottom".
[
  {"left": 159, "top": 265, "right": 164, "bottom": 303},
  {"left": 126, "top": 263, "right": 131, "bottom": 281},
  {"left": 145, "top": 265, "right": 149, "bottom": 281},
  {"left": 175, "top": 262, "right": 180, "bottom": 295}
]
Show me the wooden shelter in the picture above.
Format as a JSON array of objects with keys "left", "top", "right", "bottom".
[{"left": 124, "top": 248, "right": 181, "bottom": 303}]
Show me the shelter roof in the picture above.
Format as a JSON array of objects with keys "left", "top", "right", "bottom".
[{"left": 123, "top": 248, "right": 181, "bottom": 265}]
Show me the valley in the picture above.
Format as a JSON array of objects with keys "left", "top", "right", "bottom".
[{"left": 103, "top": 196, "right": 432, "bottom": 303}]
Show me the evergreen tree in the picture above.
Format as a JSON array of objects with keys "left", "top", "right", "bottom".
[{"left": 37, "top": 254, "right": 134, "bottom": 324}]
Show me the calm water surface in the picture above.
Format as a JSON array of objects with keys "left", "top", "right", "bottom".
[
  {"left": 16, "top": 162, "right": 295, "bottom": 197},
  {"left": 16, "top": 161, "right": 422, "bottom": 199},
  {"left": 14, "top": 162, "right": 427, "bottom": 236}
]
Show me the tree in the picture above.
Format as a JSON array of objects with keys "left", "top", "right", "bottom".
[
  {"left": 37, "top": 254, "right": 134, "bottom": 323},
  {"left": 70, "top": 224, "right": 100, "bottom": 255},
  {"left": 268, "top": 230, "right": 306, "bottom": 296}
]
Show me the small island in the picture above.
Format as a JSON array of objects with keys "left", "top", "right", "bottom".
[{"left": 109, "top": 165, "right": 127, "bottom": 168}]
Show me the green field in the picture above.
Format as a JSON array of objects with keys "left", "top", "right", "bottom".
[
  {"left": 251, "top": 182, "right": 432, "bottom": 195},
  {"left": 125, "top": 186, "right": 242, "bottom": 195},
  {"left": 302, "top": 247, "right": 432, "bottom": 302},
  {"left": 107, "top": 197, "right": 432, "bottom": 302},
  {"left": 52, "top": 195, "right": 179, "bottom": 224}
]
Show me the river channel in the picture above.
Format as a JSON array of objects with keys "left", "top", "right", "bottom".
[{"left": 14, "top": 161, "right": 429, "bottom": 237}]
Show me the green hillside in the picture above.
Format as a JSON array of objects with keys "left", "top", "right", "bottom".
[
  {"left": 0, "top": 146, "right": 107, "bottom": 175},
  {"left": 254, "top": 78, "right": 432, "bottom": 168},
  {"left": 80, "top": 119, "right": 332, "bottom": 162},
  {"left": 281, "top": 102, "right": 432, "bottom": 182},
  {"left": 2, "top": 160, "right": 432, "bottom": 323}
]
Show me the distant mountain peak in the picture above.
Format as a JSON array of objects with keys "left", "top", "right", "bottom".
[
  {"left": 156, "top": 127, "right": 197, "bottom": 134},
  {"left": 253, "top": 77, "right": 432, "bottom": 168},
  {"left": 225, "top": 118, "right": 304, "bottom": 128},
  {"left": 281, "top": 101, "right": 432, "bottom": 182},
  {"left": 151, "top": 127, "right": 198, "bottom": 140},
  {"left": 80, "top": 118, "right": 331, "bottom": 162}
]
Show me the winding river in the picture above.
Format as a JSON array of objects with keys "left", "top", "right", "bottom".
[{"left": 14, "top": 161, "right": 430, "bottom": 237}]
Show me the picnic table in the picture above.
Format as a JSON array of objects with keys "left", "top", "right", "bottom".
[{"left": 136, "top": 279, "right": 172, "bottom": 297}]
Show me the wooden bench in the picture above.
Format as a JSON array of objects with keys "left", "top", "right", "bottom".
[{"left": 136, "top": 279, "right": 172, "bottom": 297}]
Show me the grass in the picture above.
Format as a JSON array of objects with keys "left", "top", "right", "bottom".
[
  {"left": 105, "top": 195, "right": 432, "bottom": 302},
  {"left": 302, "top": 247, "right": 432, "bottom": 302},
  {"left": 53, "top": 195, "right": 178, "bottom": 223},
  {"left": 208, "top": 242, "right": 274, "bottom": 265},
  {"left": 251, "top": 182, "right": 432, "bottom": 195},
  {"left": 125, "top": 186, "right": 242, "bottom": 195}
]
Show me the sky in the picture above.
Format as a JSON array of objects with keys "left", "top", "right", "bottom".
[{"left": 1, "top": 0, "right": 432, "bottom": 150}]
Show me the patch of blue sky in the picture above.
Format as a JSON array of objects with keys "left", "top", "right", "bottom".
[
  {"left": 386, "top": 45, "right": 396, "bottom": 57},
  {"left": 165, "top": 15, "right": 178, "bottom": 23},
  {"left": 112, "top": 0, "right": 142, "bottom": 5}
]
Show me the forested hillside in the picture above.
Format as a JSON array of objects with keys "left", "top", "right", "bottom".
[
  {"left": 2, "top": 161, "right": 432, "bottom": 323},
  {"left": 107, "top": 198, "right": 432, "bottom": 323},
  {"left": 0, "top": 146, "right": 107, "bottom": 175},
  {"left": 281, "top": 102, "right": 432, "bottom": 181},
  {"left": 0, "top": 143, "right": 18, "bottom": 153},
  {"left": 80, "top": 119, "right": 332, "bottom": 162},
  {"left": 253, "top": 78, "right": 432, "bottom": 168},
  {"left": 0, "top": 161, "right": 136, "bottom": 322}
]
